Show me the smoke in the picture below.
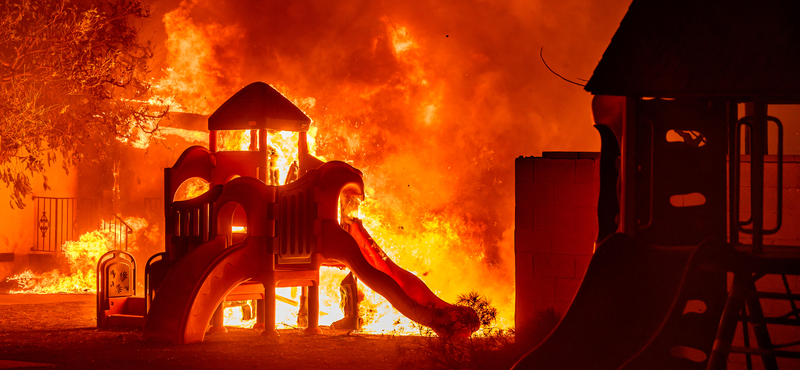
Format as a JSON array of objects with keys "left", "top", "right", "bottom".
[{"left": 141, "top": 0, "right": 631, "bottom": 325}]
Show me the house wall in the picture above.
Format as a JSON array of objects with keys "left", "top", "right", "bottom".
[{"left": 0, "top": 154, "right": 78, "bottom": 282}]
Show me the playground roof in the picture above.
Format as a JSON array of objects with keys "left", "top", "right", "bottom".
[
  {"left": 584, "top": 0, "right": 800, "bottom": 99},
  {"left": 208, "top": 82, "right": 312, "bottom": 132}
]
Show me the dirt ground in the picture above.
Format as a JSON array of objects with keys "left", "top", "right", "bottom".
[{"left": 0, "top": 295, "right": 454, "bottom": 370}]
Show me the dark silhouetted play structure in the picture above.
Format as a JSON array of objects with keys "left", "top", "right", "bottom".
[
  {"left": 514, "top": 0, "right": 800, "bottom": 369},
  {"left": 96, "top": 82, "right": 478, "bottom": 343}
]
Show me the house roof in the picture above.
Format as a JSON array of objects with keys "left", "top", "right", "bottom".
[
  {"left": 584, "top": 0, "right": 800, "bottom": 99},
  {"left": 208, "top": 82, "right": 311, "bottom": 132}
]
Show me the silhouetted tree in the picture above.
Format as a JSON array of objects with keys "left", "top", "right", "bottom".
[{"left": 0, "top": 0, "right": 167, "bottom": 208}]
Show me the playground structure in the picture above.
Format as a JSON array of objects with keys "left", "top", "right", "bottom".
[
  {"left": 513, "top": 100, "right": 800, "bottom": 370},
  {"left": 513, "top": 98, "right": 733, "bottom": 369},
  {"left": 514, "top": 0, "right": 800, "bottom": 368},
  {"left": 96, "top": 250, "right": 146, "bottom": 328},
  {"left": 96, "top": 82, "right": 479, "bottom": 344}
]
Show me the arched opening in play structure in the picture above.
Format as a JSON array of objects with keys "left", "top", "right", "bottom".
[{"left": 173, "top": 177, "right": 211, "bottom": 202}]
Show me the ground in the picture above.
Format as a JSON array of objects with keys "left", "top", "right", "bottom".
[{"left": 0, "top": 294, "right": 438, "bottom": 370}]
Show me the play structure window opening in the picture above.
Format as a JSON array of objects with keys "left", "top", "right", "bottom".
[
  {"left": 217, "top": 129, "right": 301, "bottom": 186},
  {"left": 174, "top": 177, "right": 211, "bottom": 201}
]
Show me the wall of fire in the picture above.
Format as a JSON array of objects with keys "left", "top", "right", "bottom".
[{"left": 514, "top": 152, "right": 800, "bottom": 365}]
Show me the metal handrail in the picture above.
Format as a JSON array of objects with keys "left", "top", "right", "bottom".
[
  {"left": 104, "top": 214, "right": 133, "bottom": 252},
  {"left": 734, "top": 115, "right": 784, "bottom": 237}
]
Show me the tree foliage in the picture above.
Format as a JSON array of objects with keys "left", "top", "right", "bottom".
[{"left": 0, "top": 0, "right": 167, "bottom": 208}]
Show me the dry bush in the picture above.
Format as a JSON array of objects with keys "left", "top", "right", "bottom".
[{"left": 395, "top": 291, "right": 523, "bottom": 370}]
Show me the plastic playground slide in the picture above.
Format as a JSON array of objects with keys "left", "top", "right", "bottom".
[
  {"left": 511, "top": 234, "right": 702, "bottom": 370},
  {"left": 329, "top": 219, "right": 479, "bottom": 337},
  {"left": 144, "top": 236, "right": 263, "bottom": 344}
]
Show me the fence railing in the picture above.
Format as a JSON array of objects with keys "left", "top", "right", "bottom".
[
  {"left": 103, "top": 214, "right": 133, "bottom": 252},
  {"left": 32, "top": 197, "right": 135, "bottom": 253},
  {"left": 33, "top": 197, "right": 78, "bottom": 253}
]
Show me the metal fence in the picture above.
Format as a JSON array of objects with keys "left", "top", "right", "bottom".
[
  {"left": 32, "top": 197, "right": 134, "bottom": 253},
  {"left": 32, "top": 197, "right": 78, "bottom": 253}
]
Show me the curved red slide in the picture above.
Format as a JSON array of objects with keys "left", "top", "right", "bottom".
[
  {"left": 143, "top": 236, "right": 263, "bottom": 344},
  {"left": 322, "top": 219, "right": 479, "bottom": 337}
]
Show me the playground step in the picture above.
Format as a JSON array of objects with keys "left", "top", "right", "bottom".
[{"left": 105, "top": 314, "right": 145, "bottom": 328}]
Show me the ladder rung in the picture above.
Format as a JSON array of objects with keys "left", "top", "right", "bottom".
[
  {"left": 730, "top": 346, "right": 800, "bottom": 359},
  {"left": 753, "top": 291, "right": 800, "bottom": 300},
  {"left": 738, "top": 315, "right": 800, "bottom": 327}
]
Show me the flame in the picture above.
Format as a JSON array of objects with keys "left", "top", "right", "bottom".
[
  {"left": 216, "top": 130, "right": 310, "bottom": 185},
  {"left": 7, "top": 230, "right": 111, "bottom": 294},
  {"left": 127, "top": 124, "right": 210, "bottom": 150},
  {"left": 356, "top": 200, "right": 515, "bottom": 329},
  {"left": 7, "top": 218, "right": 150, "bottom": 294},
  {"left": 221, "top": 267, "right": 415, "bottom": 334},
  {"left": 153, "top": 3, "right": 244, "bottom": 115}
]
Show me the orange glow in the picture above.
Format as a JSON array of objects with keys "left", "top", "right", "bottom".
[{"left": 152, "top": 4, "right": 244, "bottom": 115}]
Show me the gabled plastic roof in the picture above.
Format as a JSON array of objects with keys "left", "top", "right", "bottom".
[
  {"left": 208, "top": 82, "right": 311, "bottom": 131},
  {"left": 585, "top": 0, "right": 800, "bottom": 99}
]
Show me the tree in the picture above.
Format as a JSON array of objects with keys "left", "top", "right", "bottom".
[{"left": 0, "top": 0, "right": 167, "bottom": 208}]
